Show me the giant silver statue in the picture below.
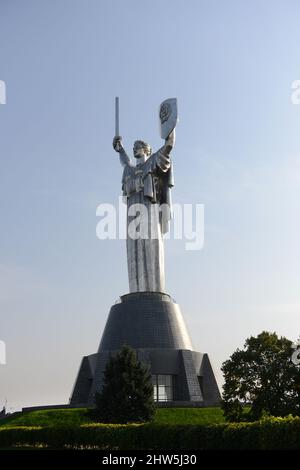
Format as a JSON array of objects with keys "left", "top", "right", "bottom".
[{"left": 113, "top": 98, "right": 178, "bottom": 293}]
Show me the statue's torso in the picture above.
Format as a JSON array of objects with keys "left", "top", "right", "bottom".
[
  {"left": 120, "top": 148, "right": 173, "bottom": 293},
  {"left": 122, "top": 155, "right": 164, "bottom": 202},
  {"left": 123, "top": 166, "right": 144, "bottom": 197}
]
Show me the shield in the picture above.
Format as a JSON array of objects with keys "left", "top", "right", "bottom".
[{"left": 159, "top": 98, "right": 178, "bottom": 139}]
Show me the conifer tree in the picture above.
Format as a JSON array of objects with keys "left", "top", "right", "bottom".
[{"left": 94, "top": 345, "right": 155, "bottom": 423}]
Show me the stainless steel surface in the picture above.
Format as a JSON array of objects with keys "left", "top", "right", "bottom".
[
  {"left": 113, "top": 99, "right": 177, "bottom": 293},
  {"left": 159, "top": 98, "right": 178, "bottom": 139},
  {"left": 115, "top": 96, "right": 119, "bottom": 137}
]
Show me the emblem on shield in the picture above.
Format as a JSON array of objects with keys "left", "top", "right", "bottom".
[{"left": 159, "top": 98, "right": 178, "bottom": 139}]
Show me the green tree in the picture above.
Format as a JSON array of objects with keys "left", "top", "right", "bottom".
[
  {"left": 221, "top": 331, "right": 300, "bottom": 421},
  {"left": 93, "top": 345, "right": 155, "bottom": 423}
]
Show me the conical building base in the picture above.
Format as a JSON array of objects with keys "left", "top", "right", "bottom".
[{"left": 70, "top": 292, "right": 221, "bottom": 407}]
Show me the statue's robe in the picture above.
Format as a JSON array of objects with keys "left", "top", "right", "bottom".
[{"left": 121, "top": 148, "right": 174, "bottom": 292}]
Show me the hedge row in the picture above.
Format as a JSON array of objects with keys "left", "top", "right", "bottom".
[{"left": 0, "top": 417, "right": 300, "bottom": 450}]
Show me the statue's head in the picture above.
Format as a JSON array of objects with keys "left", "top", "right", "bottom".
[{"left": 133, "top": 140, "right": 152, "bottom": 159}]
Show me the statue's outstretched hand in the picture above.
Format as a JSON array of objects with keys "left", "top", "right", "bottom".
[
  {"left": 113, "top": 136, "right": 123, "bottom": 153},
  {"left": 157, "top": 152, "right": 171, "bottom": 172},
  {"left": 165, "top": 129, "right": 175, "bottom": 149}
]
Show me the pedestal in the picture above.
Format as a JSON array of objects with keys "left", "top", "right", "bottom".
[{"left": 70, "top": 292, "right": 221, "bottom": 407}]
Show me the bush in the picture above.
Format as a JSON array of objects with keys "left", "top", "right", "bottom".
[{"left": 1, "top": 416, "right": 300, "bottom": 450}]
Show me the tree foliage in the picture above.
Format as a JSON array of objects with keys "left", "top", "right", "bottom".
[
  {"left": 93, "top": 345, "right": 155, "bottom": 423},
  {"left": 222, "top": 331, "right": 300, "bottom": 421}
]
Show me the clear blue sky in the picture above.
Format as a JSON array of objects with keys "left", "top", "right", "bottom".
[{"left": 0, "top": 0, "right": 300, "bottom": 411}]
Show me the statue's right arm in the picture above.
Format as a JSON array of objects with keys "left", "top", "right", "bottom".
[
  {"left": 119, "top": 148, "right": 131, "bottom": 167},
  {"left": 113, "top": 136, "right": 131, "bottom": 167}
]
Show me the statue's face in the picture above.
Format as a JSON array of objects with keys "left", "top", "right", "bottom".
[{"left": 133, "top": 142, "right": 146, "bottom": 159}]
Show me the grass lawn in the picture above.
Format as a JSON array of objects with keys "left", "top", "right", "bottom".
[
  {"left": 0, "top": 406, "right": 225, "bottom": 427},
  {"left": 0, "top": 408, "right": 90, "bottom": 427},
  {"left": 154, "top": 407, "right": 225, "bottom": 424}
]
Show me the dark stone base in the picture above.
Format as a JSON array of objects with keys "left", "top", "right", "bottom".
[{"left": 70, "top": 292, "right": 221, "bottom": 407}]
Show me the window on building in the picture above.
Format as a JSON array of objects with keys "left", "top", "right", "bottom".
[{"left": 152, "top": 374, "right": 174, "bottom": 402}]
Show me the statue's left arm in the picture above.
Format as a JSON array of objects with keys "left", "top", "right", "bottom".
[
  {"left": 142, "top": 131, "right": 174, "bottom": 234},
  {"left": 155, "top": 130, "right": 175, "bottom": 172}
]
